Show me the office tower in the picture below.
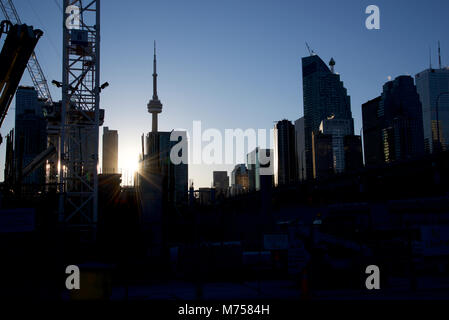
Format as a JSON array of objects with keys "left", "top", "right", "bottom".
[
  {"left": 231, "top": 164, "right": 249, "bottom": 196},
  {"left": 302, "top": 55, "right": 354, "bottom": 179},
  {"left": 102, "top": 127, "right": 118, "bottom": 174},
  {"left": 362, "top": 75, "right": 425, "bottom": 164},
  {"left": 213, "top": 171, "right": 229, "bottom": 197},
  {"left": 380, "top": 75, "right": 425, "bottom": 162},
  {"left": 294, "top": 117, "right": 306, "bottom": 181},
  {"left": 362, "top": 96, "right": 384, "bottom": 167},
  {"left": 344, "top": 135, "right": 363, "bottom": 172},
  {"left": 141, "top": 131, "right": 188, "bottom": 204},
  {"left": 274, "top": 119, "right": 297, "bottom": 186},
  {"left": 312, "top": 132, "right": 333, "bottom": 180},
  {"left": 318, "top": 117, "right": 353, "bottom": 173},
  {"left": 14, "top": 86, "right": 47, "bottom": 185},
  {"left": 247, "top": 147, "right": 273, "bottom": 191},
  {"left": 415, "top": 67, "right": 449, "bottom": 153}
]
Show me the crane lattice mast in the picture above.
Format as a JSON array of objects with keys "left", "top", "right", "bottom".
[{"left": 0, "top": 0, "right": 53, "bottom": 104}]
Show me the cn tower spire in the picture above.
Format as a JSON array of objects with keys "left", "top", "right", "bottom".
[
  {"left": 148, "top": 40, "right": 163, "bottom": 132},
  {"left": 152, "top": 40, "right": 158, "bottom": 100}
]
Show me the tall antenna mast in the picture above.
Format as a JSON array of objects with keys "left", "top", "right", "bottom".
[
  {"left": 429, "top": 46, "right": 432, "bottom": 69},
  {"left": 438, "top": 41, "right": 442, "bottom": 69}
]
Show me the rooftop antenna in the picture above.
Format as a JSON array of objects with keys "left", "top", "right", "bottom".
[
  {"left": 438, "top": 41, "right": 442, "bottom": 69},
  {"left": 429, "top": 46, "right": 432, "bottom": 69},
  {"left": 305, "top": 42, "right": 315, "bottom": 56}
]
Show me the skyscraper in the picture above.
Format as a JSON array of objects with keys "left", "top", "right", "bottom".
[
  {"left": 14, "top": 86, "right": 47, "bottom": 185},
  {"left": 102, "top": 127, "right": 118, "bottom": 174},
  {"left": 294, "top": 117, "right": 306, "bottom": 181},
  {"left": 415, "top": 67, "right": 449, "bottom": 153},
  {"left": 302, "top": 55, "right": 353, "bottom": 179},
  {"left": 274, "top": 119, "right": 297, "bottom": 186},
  {"left": 362, "top": 75, "right": 425, "bottom": 165},
  {"left": 380, "top": 75, "right": 425, "bottom": 162},
  {"left": 362, "top": 96, "right": 384, "bottom": 167},
  {"left": 141, "top": 131, "right": 188, "bottom": 204}
]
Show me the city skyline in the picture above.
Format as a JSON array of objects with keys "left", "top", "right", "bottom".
[
  {"left": 3, "top": 0, "right": 449, "bottom": 304},
  {"left": 1, "top": 0, "right": 449, "bottom": 187}
]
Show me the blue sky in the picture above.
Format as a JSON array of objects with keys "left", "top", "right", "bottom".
[{"left": 1, "top": 0, "right": 448, "bottom": 187}]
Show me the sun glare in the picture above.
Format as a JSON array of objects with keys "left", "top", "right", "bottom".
[{"left": 119, "top": 154, "right": 139, "bottom": 185}]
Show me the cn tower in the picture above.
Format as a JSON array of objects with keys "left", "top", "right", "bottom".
[{"left": 147, "top": 41, "right": 163, "bottom": 132}]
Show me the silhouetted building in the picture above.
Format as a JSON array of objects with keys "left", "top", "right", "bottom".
[
  {"left": 247, "top": 148, "right": 273, "bottom": 191},
  {"left": 318, "top": 117, "right": 353, "bottom": 173},
  {"left": 140, "top": 131, "right": 188, "bottom": 205},
  {"left": 362, "top": 76, "right": 425, "bottom": 164},
  {"left": 312, "top": 132, "right": 333, "bottom": 180},
  {"left": 14, "top": 86, "right": 47, "bottom": 185},
  {"left": 294, "top": 117, "right": 306, "bottom": 181},
  {"left": 231, "top": 164, "right": 249, "bottom": 196},
  {"left": 302, "top": 55, "right": 353, "bottom": 179},
  {"left": 362, "top": 96, "right": 384, "bottom": 167},
  {"left": 415, "top": 67, "right": 449, "bottom": 153},
  {"left": 381, "top": 75, "right": 425, "bottom": 163},
  {"left": 344, "top": 135, "right": 363, "bottom": 172},
  {"left": 213, "top": 171, "right": 229, "bottom": 197},
  {"left": 274, "top": 119, "right": 297, "bottom": 186},
  {"left": 102, "top": 127, "right": 118, "bottom": 174}
]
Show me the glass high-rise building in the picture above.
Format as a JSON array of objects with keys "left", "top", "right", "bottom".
[
  {"left": 362, "top": 76, "right": 425, "bottom": 165},
  {"left": 14, "top": 86, "right": 47, "bottom": 185},
  {"left": 302, "top": 54, "right": 354, "bottom": 179},
  {"left": 415, "top": 67, "right": 449, "bottom": 153},
  {"left": 380, "top": 76, "right": 425, "bottom": 162}
]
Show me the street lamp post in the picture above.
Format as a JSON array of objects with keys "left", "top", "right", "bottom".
[{"left": 435, "top": 92, "right": 449, "bottom": 153}]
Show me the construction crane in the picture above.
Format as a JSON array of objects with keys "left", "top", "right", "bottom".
[
  {"left": 1, "top": 0, "right": 103, "bottom": 238},
  {"left": 305, "top": 42, "right": 315, "bottom": 56},
  {"left": 59, "top": 0, "right": 102, "bottom": 238},
  {"left": 0, "top": 0, "right": 53, "bottom": 104},
  {"left": 0, "top": 20, "right": 43, "bottom": 143}
]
